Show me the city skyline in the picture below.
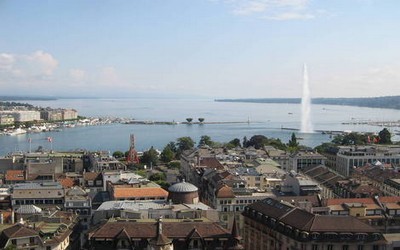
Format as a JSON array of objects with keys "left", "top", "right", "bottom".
[{"left": 1, "top": 0, "right": 400, "bottom": 99}]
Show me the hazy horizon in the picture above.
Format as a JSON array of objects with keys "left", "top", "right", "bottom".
[{"left": 1, "top": 1, "right": 400, "bottom": 99}]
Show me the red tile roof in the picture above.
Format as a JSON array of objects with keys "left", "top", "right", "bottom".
[
  {"left": 216, "top": 185, "right": 235, "bottom": 198},
  {"left": 378, "top": 196, "right": 400, "bottom": 203},
  {"left": 5, "top": 170, "right": 25, "bottom": 182},
  {"left": 58, "top": 177, "right": 76, "bottom": 188},
  {"left": 113, "top": 187, "right": 168, "bottom": 199},
  {"left": 84, "top": 172, "right": 102, "bottom": 181}
]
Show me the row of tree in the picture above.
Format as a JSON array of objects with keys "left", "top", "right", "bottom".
[{"left": 113, "top": 128, "right": 395, "bottom": 168}]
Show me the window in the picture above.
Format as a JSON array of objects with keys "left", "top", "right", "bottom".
[
  {"left": 342, "top": 245, "right": 349, "bottom": 250},
  {"left": 312, "top": 245, "right": 319, "bottom": 250},
  {"left": 30, "top": 237, "right": 35, "bottom": 243},
  {"left": 327, "top": 245, "right": 334, "bottom": 250},
  {"left": 357, "top": 245, "right": 364, "bottom": 250}
]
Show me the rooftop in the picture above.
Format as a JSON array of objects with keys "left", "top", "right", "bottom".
[
  {"left": 113, "top": 187, "right": 168, "bottom": 199},
  {"left": 168, "top": 181, "right": 198, "bottom": 193}
]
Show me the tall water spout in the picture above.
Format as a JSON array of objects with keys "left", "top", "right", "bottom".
[{"left": 301, "top": 63, "right": 313, "bottom": 133}]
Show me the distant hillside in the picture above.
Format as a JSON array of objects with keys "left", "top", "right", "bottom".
[
  {"left": 0, "top": 96, "right": 57, "bottom": 101},
  {"left": 215, "top": 96, "right": 400, "bottom": 110}
]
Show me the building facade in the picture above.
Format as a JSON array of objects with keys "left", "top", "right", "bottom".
[{"left": 243, "top": 198, "right": 386, "bottom": 250}]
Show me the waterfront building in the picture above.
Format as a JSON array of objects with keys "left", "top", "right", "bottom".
[
  {"left": 0, "top": 110, "right": 41, "bottom": 122},
  {"left": 242, "top": 197, "right": 386, "bottom": 250},
  {"left": 40, "top": 109, "right": 63, "bottom": 121},
  {"left": 62, "top": 109, "right": 78, "bottom": 120},
  {"left": 336, "top": 146, "right": 400, "bottom": 177},
  {"left": 0, "top": 114, "right": 14, "bottom": 125},
  {"left": 40, "top": 108, "right": 78, "bottom": 121}
]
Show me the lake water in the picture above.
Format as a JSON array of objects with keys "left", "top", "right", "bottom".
[{"left": 1, "top": 98, "right": 400, "bottom": 156}]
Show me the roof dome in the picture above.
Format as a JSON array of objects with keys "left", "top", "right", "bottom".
[{"left": 168, "top": 180, "right": 198, "bottom": 193}]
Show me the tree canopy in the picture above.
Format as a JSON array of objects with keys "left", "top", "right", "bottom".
[
  {"left": 198, "top": 135, "right": 214, "bottom": 147},
  {"left": 244, "top": 135, "right": 287, "bottom": 150},
  {"left": 378, "top": 128, "right": 392, "bottom": 144},
  {"left": 160, "top": 142, "right": 176, "bottom": 163},
  {"left": 112, "top": 151, "right": 125, "bottom": 159},
  {"left": 177, "top": 137, "right": 195, "bottom": 152},
  {"left": 140, "top": 146, "right": 159, "bottom": 167}
]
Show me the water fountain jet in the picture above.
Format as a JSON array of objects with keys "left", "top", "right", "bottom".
[{"left": 301, "top": 63, "right": 313, "bottom": 133}]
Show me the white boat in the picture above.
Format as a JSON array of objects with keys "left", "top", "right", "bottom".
[{"left": 6, "top": 128, "right": 27, "bottom": 136}]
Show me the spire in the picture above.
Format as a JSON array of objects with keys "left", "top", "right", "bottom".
[
  {"left": 149, "top": 216, "right": 172, "bottom": 247},
  {"left": 231, "top": 217, "right": 241, "bottom": 240},
  {"left": 227, "top": 217, "right": 244, "bottom": 250}
]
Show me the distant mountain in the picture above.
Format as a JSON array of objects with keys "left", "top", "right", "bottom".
[{"left": 215, "top": 96, "right": 400, "bottom": 110}]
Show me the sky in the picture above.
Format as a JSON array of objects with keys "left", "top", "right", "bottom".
[{"left": 1, "top": 0, "right": 400, "bottom": 99}]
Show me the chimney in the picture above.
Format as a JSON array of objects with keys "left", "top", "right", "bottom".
[{"left": 11, "top": 210, "right": 15, "bottom": 224}]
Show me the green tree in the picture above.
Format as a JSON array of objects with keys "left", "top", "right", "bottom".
[
  {"left": 288, "top": 133, "right": 299, "bottom": 148},
  {"left": 314, "top": 142, "right": 339, "bottom": 154},
  {"left": 168, "top": 161, "right": 181, "bottom": 169},
  {"left": 149, "top": 172, "right": 166, "bottom": 181},
  {"left": 378, "top": 128, "right": 392, "bottom": 144},
  {"left": 198, "top": 135, "right": 214, "bottom": 147},
  {"left": 186, "top": 118, "right": 193, "bottom": 123},
  {"left": 160, "top": 145, "right": 175, "bottom": 163},
  {"left": 198, "top": 118, "right": 205, "bottom": 123},
  {"left": 245, "top": 135, "right": 287, "bottom": 150},
  {"left": 247, "top": 135, "right": 268, "bottom": 149},
  {"left": 243, "top": 136, "right": 248, "bottom": 148},
  {"left": 155, "top": 180, "right": 170, "bottom": 190},
  {"left": 112, "top": 151, "right": 125, "bottom": 159},
  {"left": 140, "top": 146, "right": 159, "bottom": 167},
  {"left": 225, "top": 138, "right": 241, "bottom": 149},
  {"left": 177, "top": 137, "right": 195, "bottom": 152}
]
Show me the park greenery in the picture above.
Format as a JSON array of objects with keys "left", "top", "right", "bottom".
[{"left": 116, "top": 128, "right": 395, "bottom": 171}]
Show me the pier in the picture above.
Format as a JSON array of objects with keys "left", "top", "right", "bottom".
[{"left": 123, "top": 120, "right": 252, "bottom": 125}]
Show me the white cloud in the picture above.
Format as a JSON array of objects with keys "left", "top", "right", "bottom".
[
  {"left": 100, "top": 66, "right": 119, "bottom": 85},
  {"left": 0, "top": 50, "right": 58, "bottom": 79},
  {"left": 233, "top": 1, "right": 269, "bottom": 15},
  {"left": 219, "top": 0, "right": 322, "bottom": 20},
  {"left": 0, "top": 53, "right": 16, "bottom": 71},
  {"left": 25, "top": 50, "right": 58, "bottom": 76},
  {"left": 69, "top": 68, "right": 86, "bottom": 81},
  {"left": 266, "top": 12, "right": 315, "bottom": 20}
]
